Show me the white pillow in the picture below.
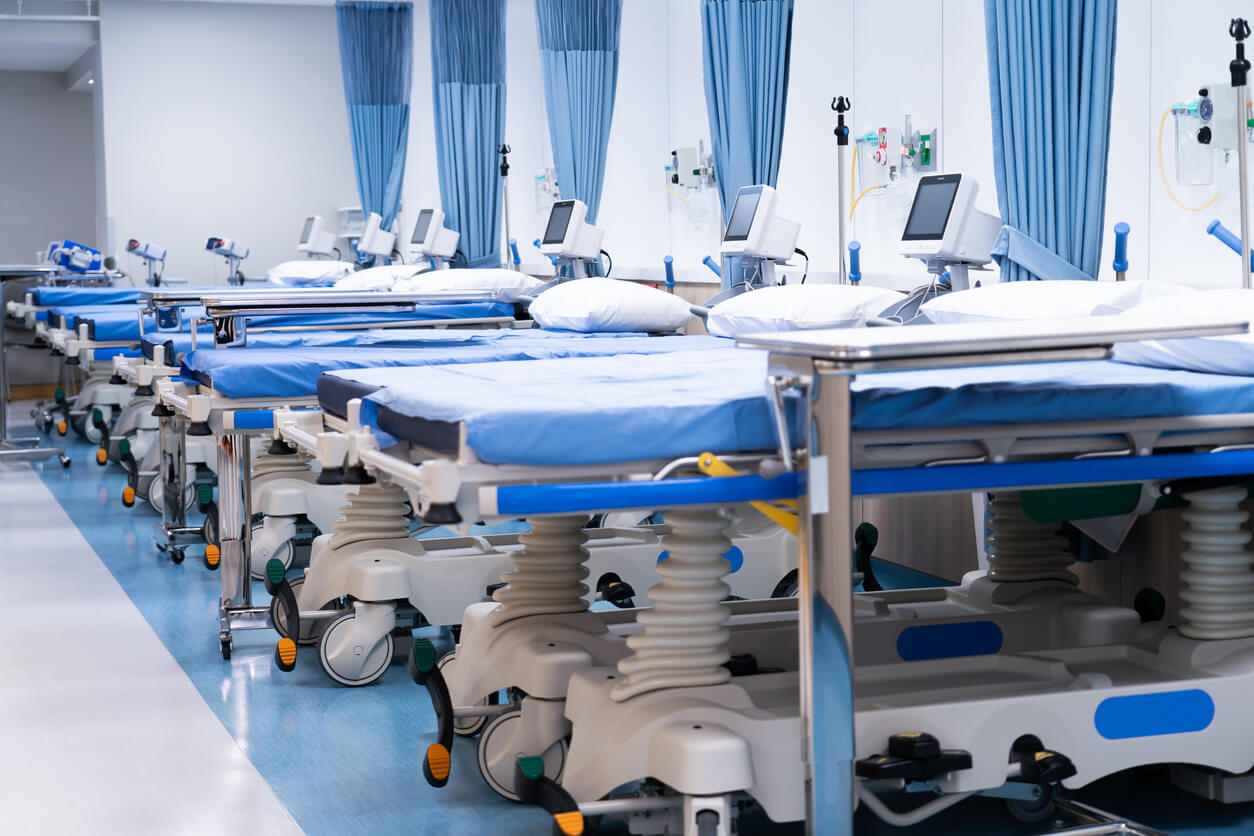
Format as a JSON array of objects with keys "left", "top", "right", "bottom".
[
  {"left": 1113, "top": 288, "right": 1254, "bottom": 374},
  {"left": 266, "top": 260, "right": 356, "bottom": 286},
  {"left": 706, "top": 284, "right": 905, "bottom": 338},
  {"left": 529, "top": 277, "right": 692, "bottom": 333},
  {"left": 396, "top": 268, "right": 544, "bottom": 304},
  {"left": 920, "top": 280, "right": 1186, "bottom": 324},
  {"left": 334, "top": 264, "right": 419, "bottom": 291}
]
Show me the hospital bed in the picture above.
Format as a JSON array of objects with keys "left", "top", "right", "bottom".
[
  {"left": 153, "top": 294, "right": 797, "bottom": 667},
  {"left": 268, "top": 315, "right": 1253, "bottom": 835}
]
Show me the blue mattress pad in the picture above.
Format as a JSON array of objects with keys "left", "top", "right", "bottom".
[
  {"left": 31, "top": 287, "right": 143, "bottom": 306},
  {"left": 186, "top": 334, "right": 726, "bottom": 401},
  {"left": 325, "top": 353, "right": 1254, "bottom": 467},
  {"left": 141, "top": 327, "right": 640, "bottom": 362}
]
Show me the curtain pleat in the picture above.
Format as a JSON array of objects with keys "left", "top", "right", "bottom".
[
  {"left": 431, "top": 0, "right": 507, "bottom": 268},
  {"left": 700, "top": 0, "right": 793, "bottom": 289},
  {"left": 985, "top": 0, "right": 1118, "bottom": 281},
  {"left": 535, "top": 0, "right": 622, "bottom": 228},
  {"left": 336, "top": 1, "right": 412, "bottom": 241}
]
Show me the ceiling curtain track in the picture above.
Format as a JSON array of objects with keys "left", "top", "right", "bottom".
[
  {"left": 701, "top": 0, "right": 794, "bottom": 290},
  {"left": 985, "top": 0, "right": 1118, "bottom": 281},
  {"left": 336, "top": 0, "right": 413, "bottom": 252},
  {"left": 430, "top": 0, "right": 507, "bottom": 268}
]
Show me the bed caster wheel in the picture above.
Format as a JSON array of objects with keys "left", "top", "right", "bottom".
[
  {"left": 170, "top": 547, "right": 186, "bottom": 565},
  {"left": 437, "top": 652, "right": 500, "bottom": 737},
  {"left": 478, "top": 708, "right": 567, "bottom": 801},
  {"left": 1004, "top": 786, "right": 1056, "bottom": 824},
  {"left": 220, "top": 636, "right": 232, "bottom": 661},
  {"left": 59, "top": 455, "right": 71, "bottom": 469},
  {"left": 201, "top": 501, "right": 219, "bottom": 549},
  {"left": 269, "top": 574, "right": 324, "bottom": 646},
  {"left": 318, "top": 610, "right": 393, "bottom": 687}
]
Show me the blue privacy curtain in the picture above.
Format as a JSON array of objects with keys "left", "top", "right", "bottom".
[
  {"left": 430, "top": 0, "right": 506, "bottom": 268},
  {"left": 336, "top": 1, "right": 413, "bottom": 236},
  {"left": 985, "top": 0, "right": 1118, "bottom": 282},
  {"left": 535, "top": 0, "right": 622, "bottom": 225},
  {"left": 701, "top": 0, "right": 793, "bottom": 289}
]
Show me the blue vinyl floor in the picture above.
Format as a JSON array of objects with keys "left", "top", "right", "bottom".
[{"left": 28, "top": 432, "right": 1254, "bottom": 835}]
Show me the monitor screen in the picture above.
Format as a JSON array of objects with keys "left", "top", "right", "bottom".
[
  {"left": 901, "top": 176, "right": 960, "bottom": 241},
  {"left": 412, "top": 209, "right": 434, "bottom": 245},
  {"left": 300, "top": 217, "right": 315, "bottom": 245},
  {"left": 723, "top": 189, "right": 761, "bottom": 242},
  {"left": 543, "top": 202, "right": 575, "bottom": 245}
]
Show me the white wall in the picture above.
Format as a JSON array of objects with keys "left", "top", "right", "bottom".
[
  {"left": 0, "top": 71, "right": 96, "bottom": 262},
  {"left": 86, "top": 0, "right": 1253, "bottom": 288},
  {"left": 98, "top": 0, "right": 358, "bottom": 284}
]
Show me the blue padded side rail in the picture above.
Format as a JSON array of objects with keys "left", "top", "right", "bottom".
[
  {"left": 225, "top": 408, "right": 318, "bottom": 431},
  {"left": 853, "top": 449, "right": 1254, "bottom": 496},
  {"left": 702, "top": 256, "right": 722, "bottom": 279},
  {"left": 491, "top": 471, "right": 804, "bottom": 516}
]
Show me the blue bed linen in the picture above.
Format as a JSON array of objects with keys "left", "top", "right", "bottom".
[
  {"left": 86, "top": 307, "right": 208, "bottom": 340},
  {"left": 141, "top": 326, "right": 641, "bottom": 361},
  {"left": 342, "top": 354, "right": 1254, "bottom": 467},
  {"left": 349, "top": 347, "right": 779, "bottom": 462},
  {"left": 245, "top": 301, "right": 514, "bottom": 328},
  {"left": 849, "top": 360, "right": 1254, "bottom": 431},
  {"left": 31, "top": 287, "right": 143, "bottom": 306},
  {"left": 187, "top": 334, "right": 726, "bottom": 400}
]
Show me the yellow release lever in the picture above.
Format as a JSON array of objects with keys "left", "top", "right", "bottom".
[{"left": 697, "top": 452, "right": 798, "bottom": 535}]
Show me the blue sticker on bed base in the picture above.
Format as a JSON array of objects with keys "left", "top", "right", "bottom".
[
  {"left": 1094, "top": 689, "right": 1215, "bottom": 740},
  {"left": 896, "top": 621, "right": 1004, "bottom": 661}
]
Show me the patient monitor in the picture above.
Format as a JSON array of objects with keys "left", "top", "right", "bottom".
[
  {"left": 719, "top": 184, "right": 800, "bottom": 286},
  {"left": 540, "top": 199, "right": 604, "bottom": 278},
  {"left": 359, "top": 212, "right": 397, "bottom": 261},
  {"left": 409, "top": 208, "right": 459, "bottom": 266},
  {"left": 297, "top": 215, "right": 337, "bottom": 258},
  {"left": 898, "top": 172, "right": 1001, "bottom": 290},
  {"left": 205, "top": 236, "right": 250, "bottom": 285}
]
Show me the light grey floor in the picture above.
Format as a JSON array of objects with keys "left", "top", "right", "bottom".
[{"left": 0, "top": 459, "right": 302, "bottom": 834}]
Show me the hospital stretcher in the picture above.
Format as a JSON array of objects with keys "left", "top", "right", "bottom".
[
  {"left": 143, "top": 291, "right": 765, "bottom": 665},
  {"left": 273, "top": 316, "right": 1254, "bottom": 835},
  {"left": 131, "top": 289, "right": 531, "bottom": 558},
  {"left": 31, "top": 285, "right": 522, "bottom": 443}
]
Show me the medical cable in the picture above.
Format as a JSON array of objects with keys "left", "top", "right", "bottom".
[
  {"left": 793, "top": 247, "right": 809, "bottom": 283},
  {"left": 599, "top": 249, "right": 613, "bottom": 278}
]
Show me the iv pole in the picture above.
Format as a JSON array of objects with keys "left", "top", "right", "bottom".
[
  {"left": 1231, "top": 19, "right": 1251, "bottom": 289},
  {"left": 499, "top": 143, "right": 515, "bottom": 270},
  {"left": 833, "top": 96, "right": 851, "bottom": 284}
]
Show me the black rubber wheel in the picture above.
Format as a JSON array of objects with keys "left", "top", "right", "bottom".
[
  {"left": 221, "top": 637, "right": 232, "bottom": 660},
  {"left": 770, "top": 569, "right": 799, "bottom": 598},
  {"left": 170, "top": 548, "right": 185, "bottom": 565},
  {"left": 59, "top": 455, "right": 71, "bottom": 469},
  {"left": 437, "top": 652, "right": 500, "bottom": 737},
  {"left": 1004, "top": 787, "right": 1056, "bottom": 824},
  {"left": 69, "top": 413, "right": 87, "bottom": 437},
  {"left": 202, "top": 501, "right": 219, "bottom": 547}
]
